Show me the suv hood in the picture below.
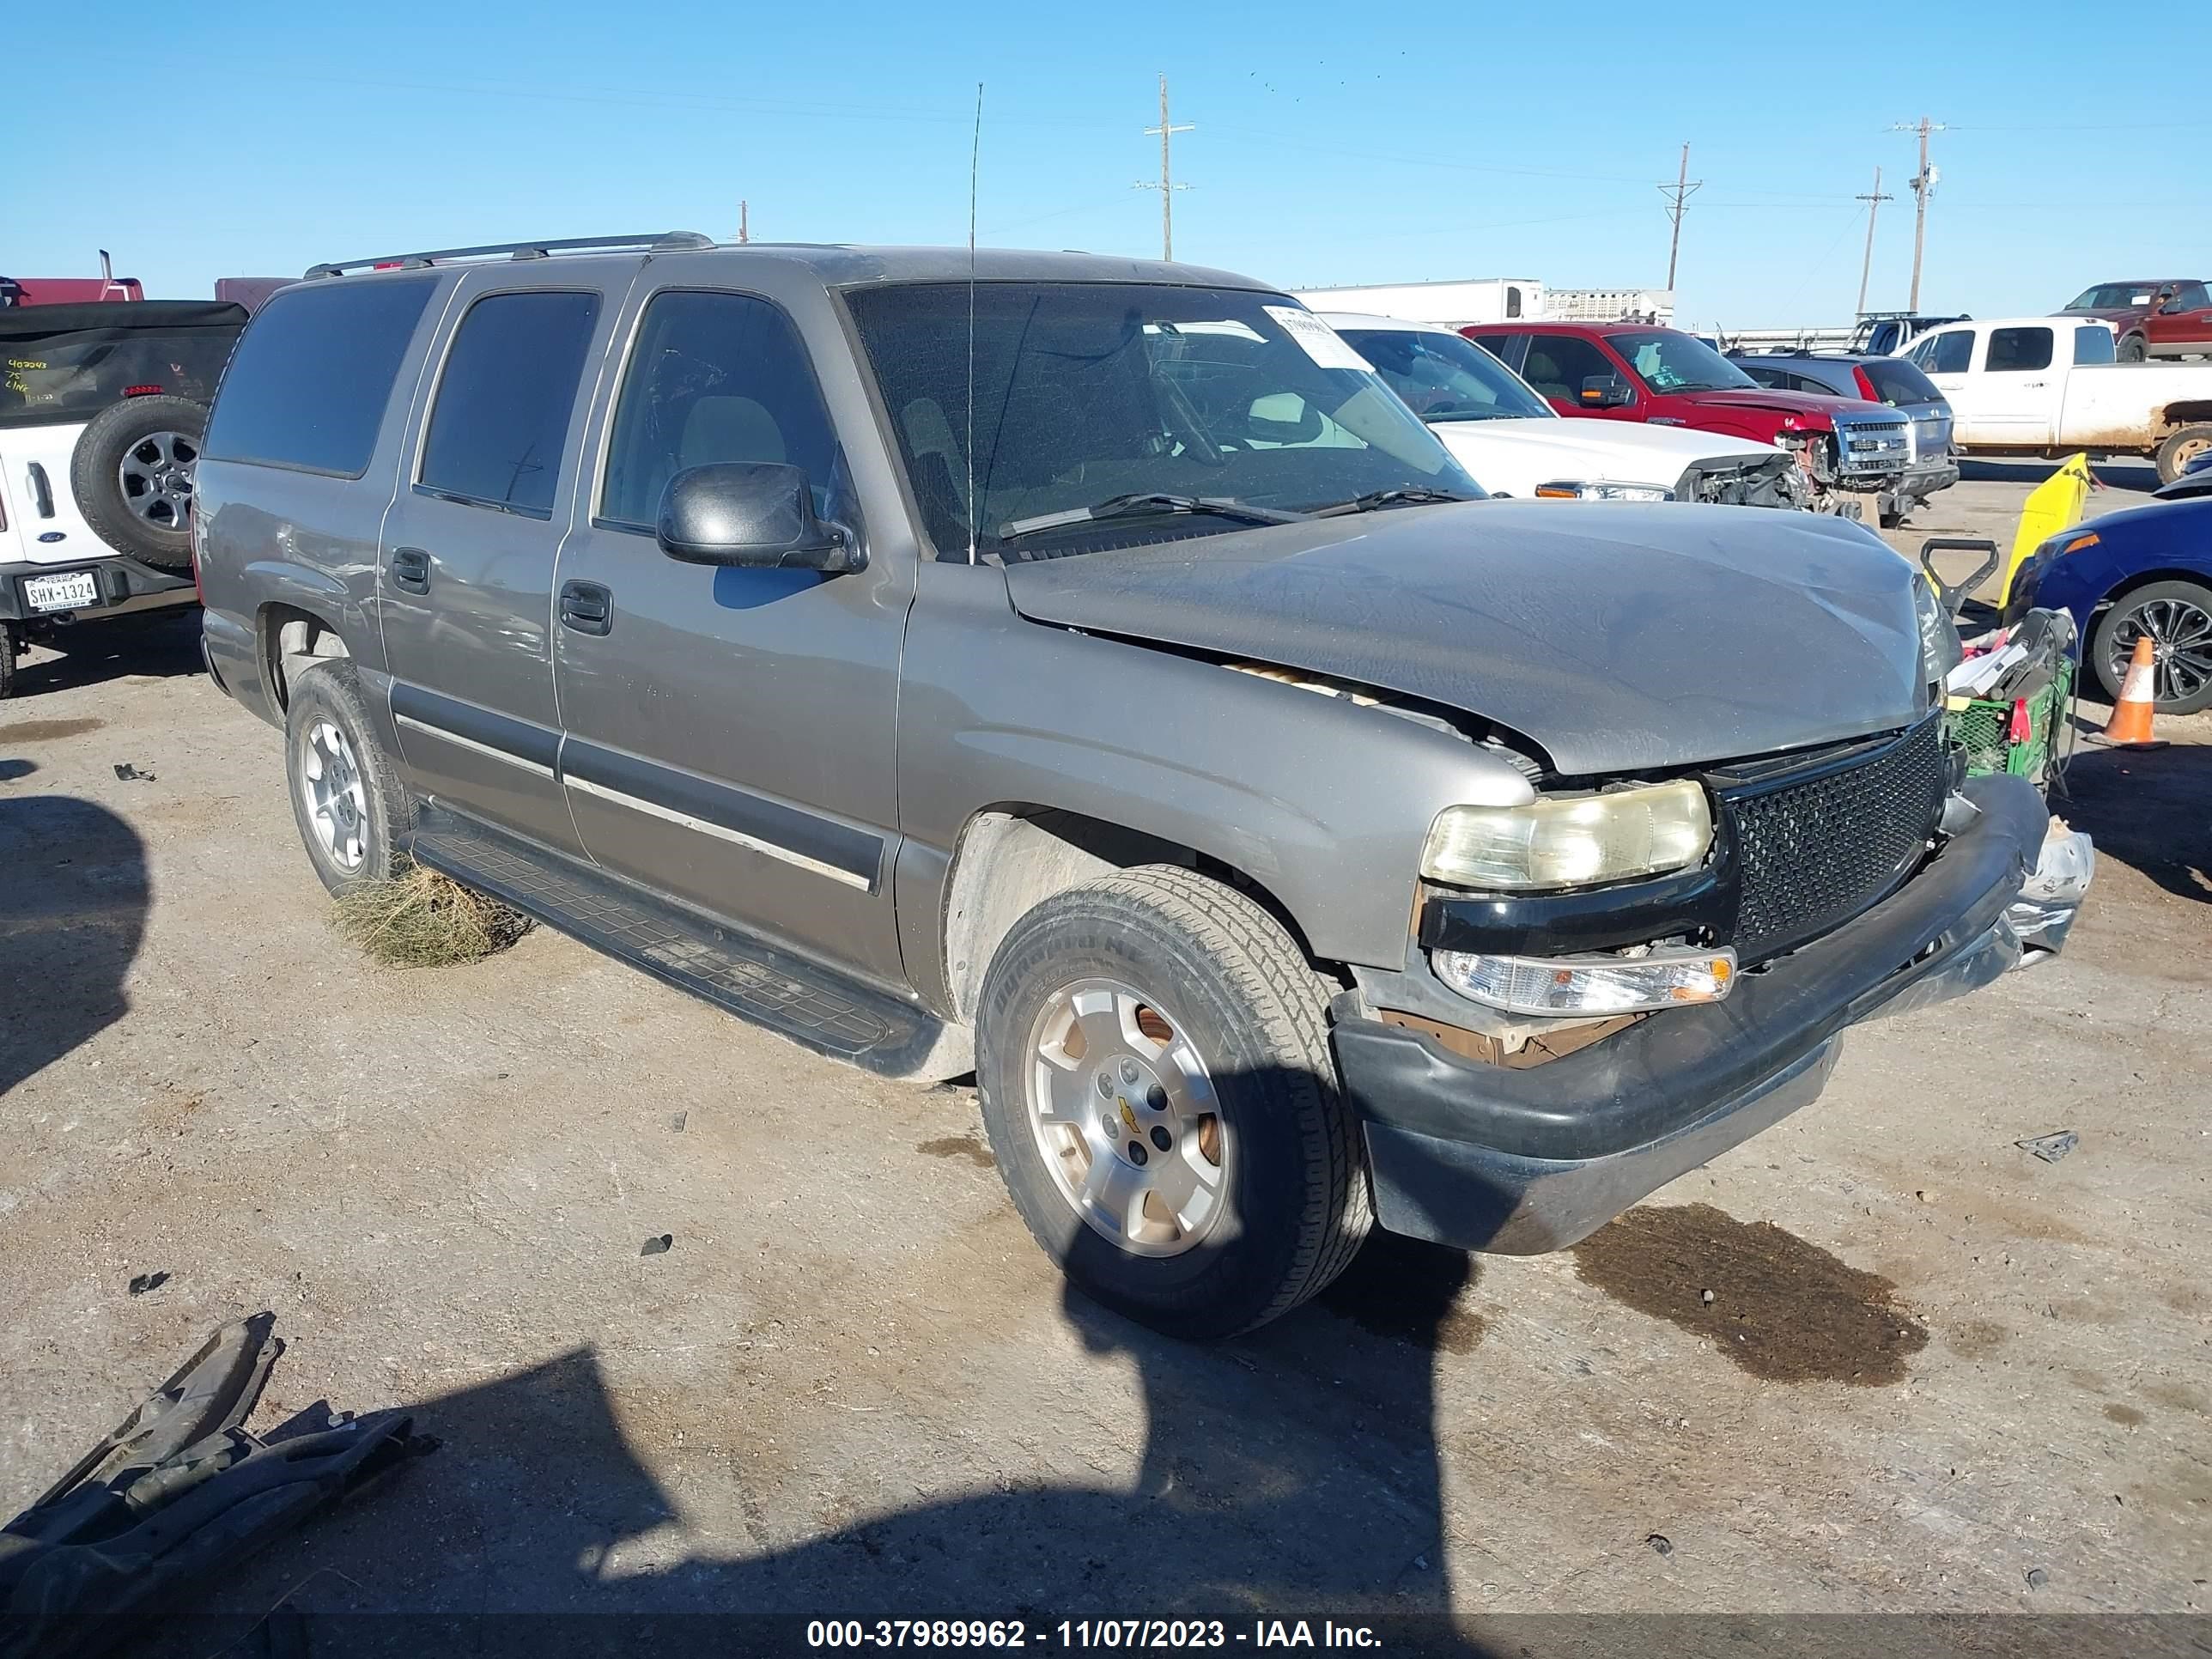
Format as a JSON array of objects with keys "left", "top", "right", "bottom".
[
  {"left": 1431, "top": 417, "right": 1781, "bottom": 484},
  {"left": 1001, "top": 501, "right": 1924, "bottom": 777}
]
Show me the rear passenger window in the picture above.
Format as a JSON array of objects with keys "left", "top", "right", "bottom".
[
  {"left": 204, "top": 276, "right": 435, "bottom": 477},
  {"left": 599, "top": 290, "right": 842, "bottom": 530},
  {"left": 1986, "top": 327, "right": 2053, "bottom": 373},
  {"left": 2073, "top": 325, "right": 2116, "bottom": 365},
  {"left": 418, "top": 290, "right": 600, "bottom": 517}
]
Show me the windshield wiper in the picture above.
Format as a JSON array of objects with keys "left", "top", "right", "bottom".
[
  {"left": 1309, "top": 486, "right": 1480, "bottom": 518},
  {"left": 996, "top": 493, "right": 1310, "bottom": 542}
]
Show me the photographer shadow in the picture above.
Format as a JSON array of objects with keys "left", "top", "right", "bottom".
[{"left": 156, "top": 1228, "right": 1492, "bottom": 1657}]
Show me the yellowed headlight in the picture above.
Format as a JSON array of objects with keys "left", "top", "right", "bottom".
[{"left": 1420, "top": 781, "right": 1714, "bottom": 890}]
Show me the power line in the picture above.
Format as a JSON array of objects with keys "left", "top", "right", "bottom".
[
  {"left": 1891, "top": 116, "right": 1947, "bottom": 311},
  {"left": 1135, "top": 72, "right": 1194, "bottom": 261},
  {"left": 1658, "top": 143, "right": 1703, "bottom": 292},
  {"left": 1854, "top": 166, "right": 1893, "bottom": 316}
]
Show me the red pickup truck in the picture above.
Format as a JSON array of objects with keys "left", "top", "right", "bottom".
[
  {"left": 1465, "top": 321, "right": 1911, "bottom": 517},
  {"left": 2061, "top": 279, "right": 2212, "bottom": 362}
]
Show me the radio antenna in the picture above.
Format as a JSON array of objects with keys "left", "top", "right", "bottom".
[{"left": 966, "top": 81, "right": 983, "bottom": 564}]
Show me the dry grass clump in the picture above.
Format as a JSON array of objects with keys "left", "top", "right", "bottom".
[{"left": 332, "top": 862, "right": 530, "bottom": 967}]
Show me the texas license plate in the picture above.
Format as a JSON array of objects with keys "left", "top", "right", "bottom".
[{"left": 22, "top": 569, "right": 100, "bottom": 612}]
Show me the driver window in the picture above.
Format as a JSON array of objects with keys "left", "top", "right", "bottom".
[{"left": 599, "top": 289, "right": 843, "bottom": 531}]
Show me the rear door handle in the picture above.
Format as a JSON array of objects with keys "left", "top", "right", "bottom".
[
  {"left": 27, "top": 462, "right": 54, "bottom": 519},
  {"left": 559, "top": 580, "right": 611, "bottom": 636},
  {"left": 390, "top": 547, "right": 431, "bottom": 594}
]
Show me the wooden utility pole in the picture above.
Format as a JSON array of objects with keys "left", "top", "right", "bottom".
[
  {"left": 1138, "top": 73, "right": 1194, "bottom": 261},
  {"left": 1854, "top": 167, "right": 1893, "bottom": 316},
  {"left": 738, "top": 200, "right": 749, "bottom": 244},
  {"left": 1658, "top": 143, "right": 1703, "bottom": 293},
  {"left": 1892, "top": 117, "right": 1945, "bottom": 311}
]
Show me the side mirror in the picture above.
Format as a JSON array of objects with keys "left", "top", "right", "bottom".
[
  {"left": 656, "top": 462, "right": 864, "bottom": 573},
  {"left": 1579, "top": 375, "right": 1634, "bottom": 409}
]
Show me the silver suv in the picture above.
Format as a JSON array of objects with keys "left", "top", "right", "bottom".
[{"left": 196, "top": 234, "right": 2067, "bottom": 1338}]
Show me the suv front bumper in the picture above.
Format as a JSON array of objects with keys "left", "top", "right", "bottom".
[{"left": 1333, "top": 773, "right": 2051, "bottom": 1255}]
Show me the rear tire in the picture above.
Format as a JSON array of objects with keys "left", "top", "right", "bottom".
[
  {"left": 2156, "top": 423, "right": 2212, "bottom": 486},
  {"left": 283, "top": 661, "right": 413, "bottom": 894},
  {"left": 975, "top": 865, "right": 1370, "bottom": 1340},
  {"left": 2091, "top": 579, "right": 2212, "bottom": 715},
  {"left": 69, "top": 395, "right": 209, "bottom": 569},
  {"left": 2118, "top": 333, "right": 2148, "bottom": 363},
  {"left": 0, "top": 624, "right": 15, "bottom": 701}
]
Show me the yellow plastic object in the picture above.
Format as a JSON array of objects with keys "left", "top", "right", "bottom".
[{"left": 2002, "top": 453, "right": 2094, "bottom": 605}]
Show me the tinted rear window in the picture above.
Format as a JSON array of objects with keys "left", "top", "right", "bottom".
[
  {"left": 1, "top": 322, "right": 240, "bottom": 430},
  {"left": 1862, "top": 358, "right": 1941, "bottom": 404},
  {"left": 204, "top": 277, "right": 437, "bottom": 477},
  {"left": 417, "top": 290, "right": 600, "bottom": 517}
]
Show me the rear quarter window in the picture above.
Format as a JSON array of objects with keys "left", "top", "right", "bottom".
[
  {"left": 1863, "top": 358, "right": 1941, "bottom": 404},
  {"left": 204, "top": 276, "right": 439, "bottom": 477}
]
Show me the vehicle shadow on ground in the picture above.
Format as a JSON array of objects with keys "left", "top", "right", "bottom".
[
  {"left": 1960, "top": 458, "right": 2160, "bottom": 493},
  {"left": 9, "top": 610, "right": 204, "bottom": 700},
  {"left": 0, "top": 793, "right": 146, "bottom": 1095},
  {"left": 140, "top": 1229, "right": 1498, "bottom": 1657},
  {"left": 2057, "top": 738, "right": 2211, "bottom": 906}
]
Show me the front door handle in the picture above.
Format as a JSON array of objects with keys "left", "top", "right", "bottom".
[
  {"left": 390, "top": 547, "right": 431, "bottom": 594},
  {"left": 560, "top": 580, "right": 611, "bottom": 636}
]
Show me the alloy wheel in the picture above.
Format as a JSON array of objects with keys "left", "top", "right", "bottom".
[
  {"left": 2112, "top": 596, "right": 2212, "bottom": 707},
  {"left": 118, "top": 430, "right": 198, "bottom": 531},
  {"left": 301, "top": 720, "right": 369, "bottom": 870},
  {"left": 1024, "top": 979, "right": 1227, "bottom": 1258}
]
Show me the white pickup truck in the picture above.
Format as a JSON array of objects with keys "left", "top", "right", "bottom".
[{"left": 1902, "top": 315, "right": 2212, "bottom": 483}]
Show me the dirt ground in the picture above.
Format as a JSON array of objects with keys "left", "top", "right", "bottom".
[{"left": 1, "top": 470, "right": 2207, "bottom": 1654}]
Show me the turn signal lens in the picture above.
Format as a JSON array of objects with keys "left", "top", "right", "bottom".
[
  {"left": 1420, "top": 781, "right": 1713, "bottom": 890},
  {"left": 1432, "top": 946, "right": 1737, "bottom": 1015}
]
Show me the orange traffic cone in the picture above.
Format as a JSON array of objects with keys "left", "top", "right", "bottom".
[{"left": 2103, "top": 634, "right": 2159, "bottom": 745}]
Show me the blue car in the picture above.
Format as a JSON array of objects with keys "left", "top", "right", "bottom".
[{"left": 2008, "top": 493, "right": 2212, "bottom": 713}]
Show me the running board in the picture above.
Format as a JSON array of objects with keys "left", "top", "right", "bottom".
[{"left": 408, "top": 805, "right": 947, "bottom": 1077}]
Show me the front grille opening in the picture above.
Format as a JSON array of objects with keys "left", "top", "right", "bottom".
[{"left": 1723, "top": 717, "right": 1947, "bottom": 964}]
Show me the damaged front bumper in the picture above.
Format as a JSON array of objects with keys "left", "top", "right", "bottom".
[
  {"left": 0, "top": 1314, "right": 431, "bottom": 1659},
  {"left": 1334, "top": 773, "right": 2075, "bottom": 1255}
]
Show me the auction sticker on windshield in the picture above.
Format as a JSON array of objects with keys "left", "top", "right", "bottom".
[{"left": 1265, "top": 307, "right": 1372, "bottom": 372}]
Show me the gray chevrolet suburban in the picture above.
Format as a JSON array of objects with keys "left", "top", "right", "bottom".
[{"left": 196, "top": 233, "right": 2067, "bottom": 1338}]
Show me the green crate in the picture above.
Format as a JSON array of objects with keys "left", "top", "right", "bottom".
[{"left": 1946, "top": 655, "right": 2073, "bottom": 783}]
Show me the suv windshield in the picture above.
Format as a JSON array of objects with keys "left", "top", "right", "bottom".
[
  {"left": 1336, "top": 326, "right": 1553, "bottom": 422},
  {"left": 1608, "top": 330, "right": 1757, "bottom": 395},
  {"left": 844, "top": 283, "right": 1478, "bottom": 557},
  {"left": 1, "top": 319, "right": 240, "bottom": 429}
]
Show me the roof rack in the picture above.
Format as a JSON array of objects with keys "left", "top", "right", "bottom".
[{"left": 304, "top": 231, "right": 714, "bottom": 279}]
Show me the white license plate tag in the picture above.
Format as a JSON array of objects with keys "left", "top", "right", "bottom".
[{"left": 23, "top": 569, "right": 100, "bottom": 612}]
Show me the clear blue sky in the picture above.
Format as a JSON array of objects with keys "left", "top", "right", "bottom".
[{"left": 9, "top": 0, "right": 2207, "bottom": 326}]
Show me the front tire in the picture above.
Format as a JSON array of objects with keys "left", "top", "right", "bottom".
[
  {"left": 283, "top": 662, "right": 412, "bottom": 893},
  {"left": 2118, "top": 333, "right": 2148, "bottom": 363},
  {"left": 2092, "top": 579, "right": 2212, "bottom": 715},
  {"left": 975, "top": 866, "right": 1370, "bottom": 1340}
]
